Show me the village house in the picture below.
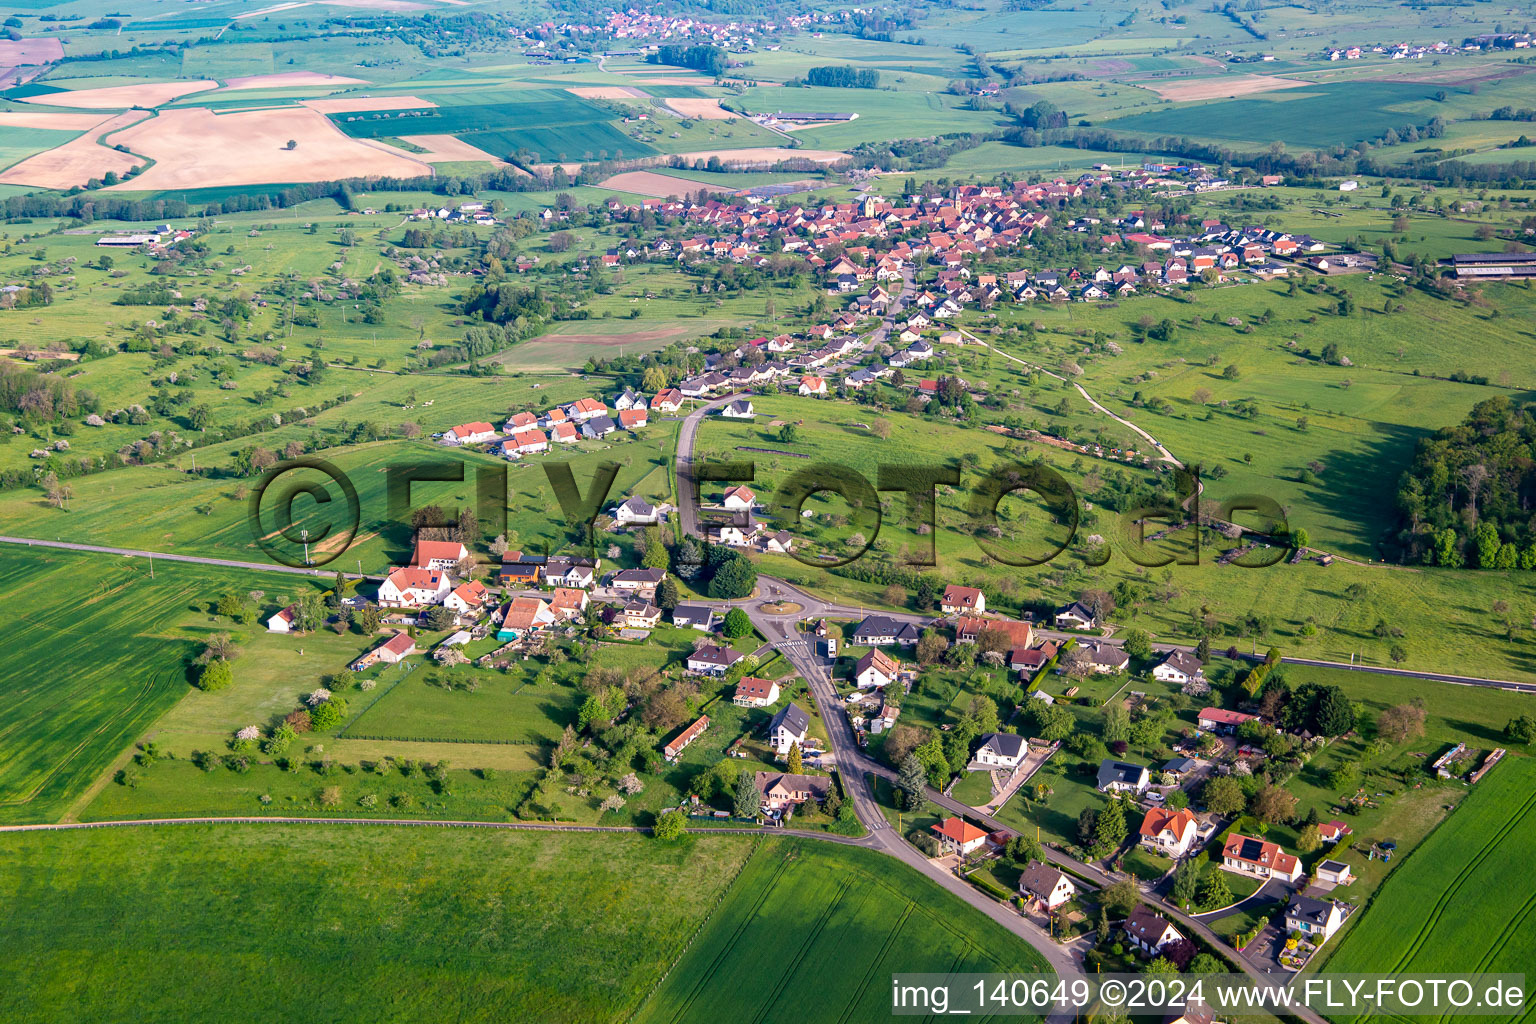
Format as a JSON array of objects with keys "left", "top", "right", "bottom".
[
  {"left": 1053, "top": 601, "right": 1096, "bottom": 629},
  {"left": 377, "top": 567, "right": 451, "bottom": 608},
  {"left": 663, "top": 715, "right": 710, "bottom": 762},
  {"left": 503, "top": 428, "right": 550, "bottom": 457},
  {"left": 851, "top": 614, "right": 921, "bottom": 647},
  {"left": 940, "top": 584, "right": 985, "bottom": 615},
  {"left": 548, "top": 587, "right": 589, "bottom": 620},
  {"left": 1124, "top": 907, "right": 1184, "bottom": 957},
  {"left": 671, "top": 604, "right": 716, "bottom": 631},
  {"left": 1097, "top": 759, "right": 1151, "bottom": 794},
  {"left": 797, "top": 374, "right": 828, "bottom": 396},
  {"left": 441, "top": 422, "right": 497, "bottom": 446},
  {"left": 720, "top": 398, "right": 755, "bottom": 419},
  {"left": 612, "top": 496, "right": 660, "bottom": 525},
  {"left": 496, "top": 596, "right": 556, "bottom": 640},
  {"left": 972, "top": 732, "right": 1026, "bottom": 770},
  {"left": 1316, "top": 859, "right": 1353, "bottom": 886},
  {"left": 956, "top": 616, "right": 1032, "bottom": 649},
  {"left": 580, "top": 415, "right": 617, "bottom": 440},
  {"left": 1152, "top": 650, "right": 1204, "bottom": 685},
  {"left": 722, "top": 485, "right": 756, "bottom": 511},
  {"left": 853, "top": 648, "right": 900, "bottom": 689},
  {"left": 733, "top": 676, "right": 781, "bottom": 707},
  {"left": 543, "top": 557, "right": 597, "bottom": 589},
  {"left": 1284, "top": 895, "right": 1346, "bottom": 944},
  {"left": 411, "top": 540, "right": 468, "bottom": 570},
  {"left": 755, "top": 771, "right": 832, "bottom": 813},
  {"left": 652, "top": 388, "right": 683, "bottom": 413},
  {"left": 351, "top": 630, "right": 416, "bottom": 671},
  {"left": 1198, "top": 708, "right": 1257, "bottom": 735},
  {"left": 1222, "top": 834, "right": 1302, "bottom": 882},
  {"left": 687, "top": 644, "right": 744, "bottom": 676},
  {"left": 1082, "top": 642, "right": 1130, "bottom": 675},
  {"left": 1318, "top": 821, "right": 1353, "bottom": 845},
  {"left": 1138, "top": 807, "right": 1200, "bottom": 858},
  {"left": 1018, "top": 863, "right": 1076, "bottom": 910},
  {"left": 442, "top": 580, "right": 489, "bottom": 624},
  {"left": 266, "top": 604, "right": 298, "bottom": 633},
  {"left": 769, "top": 702, "right": 810, "bottom": 755},
  {"left": 621, "top": 600, "right": 661, "bottom": 628},
  {"left": 618, "top": 407, "right": 648, "bottom": 431},
  {"left": 610, "top": 567, "right": 666, "bottom": 591},
  {"left": 931, "top": 816, "right": 990, "bottom": 857},
  {"left": 496, "top": 556, "right": 543, "bottom": 587}
]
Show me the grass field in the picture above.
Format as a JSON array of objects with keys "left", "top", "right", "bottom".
[
  {"left": 0, "top": 546, "right": 325, "bottom": 824},
  {"left": 1320, "top": 756, "right": 1536, "bottom": 1023},
  {"left": 633, "top": 839, "right": 1050, "bottom": 1024},
  {"left": 0, "top": 825, "right": 757, "bottom": 1023}
]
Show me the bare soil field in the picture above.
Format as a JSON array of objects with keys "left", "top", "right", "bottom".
[
  {"left": 664, "top": 97, "right": 734, "bottom": 120},
  {"left": 26, "top": 80, "right": 217, "bottom": 110},
  {"left": 395, "top": 133, "right": 505, "bottom": 164},
  {"left": 300, "top": 94, "right": 437, "bottom": 114},
  {"left": 567, "top": 85, "right": 649, "bottom": 99},
  {"left": 0, "top": 110, "right": 148, "bottom": 188},
  {"left": 102, "top": 106, "right": 430, "bottom": 191},
  {"left": 599, "top": 170, "right": 719, "bottom": 196},
  {"left": 220, "top": 72, "right": 369, "bottom": 91},
  {"left": 1147, "top": 74, "right": 1308, "bottom": 101},
  {"left": 0, "top": 110, "right": 112, "bottom": 131},
  {"left": 674, "top": 147, "right": 846, "bottom": 166},
  {"left": 0, "top": 39, "right": 63, "bottom": 65},
  {"left": 1361, "top": 64, "right": 1533, "bottom": 85}
]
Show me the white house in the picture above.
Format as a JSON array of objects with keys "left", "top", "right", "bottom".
[
  {"left": 1315, "top": 859, "right": 1353, "bottom": 886},
  {"left": 720, "top": 399, "right": 755, "bottom": 419},
  {"left": 442, "top": 580, "right": 488, "bottom": 623},
  {"left": 377, "top": 567, "right": 451, "bottom": 608},
  {"left": 503, "top": 427, "right": 549, "bottom": 456},
  {"left": 613, "top": 496, "right": 660, "bottom": 525},
  {"left": 797, "top": 374, "right": 827, "bottom": 396},
  {"left": 1097, "top": 760, "right": 1150, "bottom": 794},
  {"left": 1152, "top": 650, "right": 1204, "bottom": 685},
  {"left": 266, "top": 604, "right": 298, "bottom": 633},
  {"left": 687, "top": 644, "right": 743, "bottom": 676},
  {"left": 1137, "top": 807, "right": 1199, "bottom": 857},
  {"left": 1018, "top": 863, "right": 1076, "bottom": 910},
  {"left": 722, "top": 485, "right": 756, "bottom": 511},
  {"left": 973, "top": 732, "right": 1026, "bottom": 769},
  {"left": 853, "top": 648, "right": 899, "bottom": 689},
  {"left": 931, "top": 816, "right": 989, "bottom": 857},
  {"left": 768, "top": 702, "right": 810, "bottom": 755},
  {"left": 442, "top": 421, "right": 498, "bottom": 446},
  {"left": 1053, "top": 601, "right": 1096, "bottom": 629},
  {"left": 1284, "top": 895, "right": 1346, "bottom": 944},
  {"left": 940, "top": 584, "right": 985, "bottom": 615},
  {"left": 1124, "top": 907, "right": 1184, "bottom": 957},
  {"left": 411, "top": 540, "right": 467, "bottom": 570},
  {"left": 733, "top": 676, "right": 781, "bottom": 707},
  {"left": 1222, "top": 834, "right": 1302, "bottom": 883}
]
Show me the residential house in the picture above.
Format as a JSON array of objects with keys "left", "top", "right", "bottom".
[
  {"left": 612, "top": 496, "right": 660, "bottom": 525},
  {"left": 621, "top": 601, "right": 662, "bottom": 628},
  {"left": 733, "top": 676, "right": 781, "bottom": 707},
  {"left": 1097, "top": 759, "right": 1151, "bottom": 794},
  {"left": 442, "top": 580, "right": 489, "bottom": 623},
  {"left": 1053, "top": 601, "right": 1096, "bottom": 629},
  {"left": 1318, "top": 821, "right": 1353, "bottom": 845},
  {"left": 502, "top": 410, "right": 538, "bottom": 433},
  {"left": 496, "top": 559, "right": 542, "bottom": 587},
  {"left": 853, "top": 648, "right": 899, "bottom": 689},
  {"left": 581, "top": 415, "right": 617, "bottom": 439},
  {"left": 652, "top": 388, "right": 683, "bottom": 413},
  {"left": 1018, "top": 863, "right": 1076, "bottom": 910},
  {"left": 671, "top": 604, "right": 716, "bottom": 631},
  {"left": 768, "top": 702, "right": 810, "bottom": 755},
  {"left": 1222, "top": 834, "right": 1302, "bottom": 882},
  {"left": 618, "top": 407, "right": 648, "bottom": 431},
  {"left": 550, "top": 422, "right": 580, "bottom": 444},
  {"left": 377, "top": 567, "right": 451, "bottom": 608},
  {"left": 687, "top": 644, "right": 744, "bottom": 676},
  {"left": 504, "top": 427, "right": 550, "bottom": 457},
  {"left": 940, "top": 584, "right": 985, "bottom": 615},
  {"left": 1284, "top": 895, "right": 1345, "bottom": 943},
  {"left": 663, "top": 715, "right": 710, "bottom": 762},
  {"left": 1138, "top": 807, "right": 1200, "bottom": 857},
  {"left": 548, "top": 587, "right": 589, "bottom": 620},
  {"left": 442, "top": 422, "right": 497, "bottom": 446},
  {"left": 797, "top": 375, "right": 827, "bottom": 396},
  {"left": 565, "top": 397, "right": 608, "bottom": 422},
  {"left": 1162, "top": 756, "right": 1197, "bottom": 781},
  {"left": 956, "top": 616, "right": 1032, "bottom": 649},
  {"left": 266, "top": 604, "right": 298, "bottom": 633},
  {"left": 720, "top": 399, "right": 755, "bottom": 419},
  {"left": 1198, "top": 708, "right": 1257, "bottom": 735},
  {"left": 543, "top": 558, "right": 596, "bottom": 589},
  {"left": 755, "top": 771, "right": 832, "bottom": 812},
  {"left": 1083, "top": 642, "right": 1130, "bottom": 675},
  {"left": 722, "top": 485, "right": 756, "bottom": 511},
  {"left": 613, "top": 388, "right": 645, "bottom": 411},
  {"left": 1125, "top": 907, "right": 1184, "bottom": 957},
  {"left": 1153, "top": 650, "right": 1205, "bottom": 685},
  {"left": 411, "top": 540, "right": 468, "bottom": 570},
  {"left": 1010, "top": 642, "right": 1057, "bottom": 676},
  {"left": 611, "top": 567, "right": 666, "bottom": 591},
  {"left": 851, "top": 614, "right": 921, "bottom": 647},
  {"left": 497, "top": 596, "right": 556, "bottom": 640},
  {"left": 931, "top": 816, "right": 989, "bottom": 857},
  {"left": 351, "top": 630, "right": 416, "bottom": 671},
  {"left": 973, "top": 732, "right": 1026, "bottom": 769}
]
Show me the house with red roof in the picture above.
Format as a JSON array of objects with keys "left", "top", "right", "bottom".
[
  {"left": 377, "top": 567, "right": 451, "bottom": 608},
  {"left": 351, "top": 630, "right": 416, "bottom": 671},
  {"left": 931, "top": 816, "right": 989, "bottom": 856},
  {"left": 941, "top": 584, "right": 986, "bottom": 615},
  {"left": 442, "top": 422, "right": 497, "bottom": 446},
  {"left": 1222, "top": 833, "right": 1301, "bottom": 882},
  {"left": 1138, "top": 806, "right": 1200, "bottom": 857},
  {"left": 1198, "top": 708, "right": 1258, "bottom": 735}
]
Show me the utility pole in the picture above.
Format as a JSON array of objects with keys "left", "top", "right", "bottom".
[{"left": 301, "top": 527, "right": 310, "bottom": 567}]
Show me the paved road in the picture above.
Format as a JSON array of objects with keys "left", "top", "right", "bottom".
[
  {"left": 0, "top": 535, "right": 376, "bottom": 580},
  {"left": 674, "top": 394, "right": 738, "bottom": 540}
]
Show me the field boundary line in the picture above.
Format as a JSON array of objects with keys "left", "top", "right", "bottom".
[{"left": 335, "top": 659, "right": 416, "bottom": 737}]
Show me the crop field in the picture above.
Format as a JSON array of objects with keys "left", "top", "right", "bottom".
[
  {"left": 1103, "top": 81, "right": 1466, "bottom": 149},
  {"left": 1323, "top": 756, "right": 1536, "bottom": 1020},
  {"left": 0, "top": 826, "right": 761, "bottom": 1023},
  {"left": 0, "top": 547, "right": 310, "bottom": 824},
  {"left": 634, "top": 841, "right": 1049, "bottom": 1024}
]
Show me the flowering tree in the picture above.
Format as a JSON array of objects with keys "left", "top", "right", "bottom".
[{"left": 306, "top": 688, "right": 332, "bottom": 707}]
